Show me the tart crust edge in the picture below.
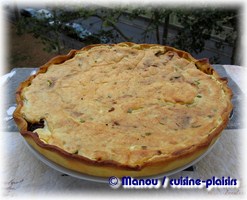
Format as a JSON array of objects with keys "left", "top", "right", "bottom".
[{"left": 13, "top": 42, "right": 233, "bottom": 177}]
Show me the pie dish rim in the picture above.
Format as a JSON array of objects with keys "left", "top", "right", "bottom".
[{"left": 13, "top": 42, "right": 233, "bottom": 177}]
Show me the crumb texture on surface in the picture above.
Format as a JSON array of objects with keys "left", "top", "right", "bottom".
[{"left": 20, "top": 43, "right": 232, "bottom": 167}]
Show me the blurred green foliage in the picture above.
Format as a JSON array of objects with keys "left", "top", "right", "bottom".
[{"left": 16, "top": 5, "right": 239, "bottom": 64}]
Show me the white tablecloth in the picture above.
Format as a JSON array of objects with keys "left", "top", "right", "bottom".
[
  {"left": 2, "top": 130, "right": 245, "bottom": 197},
  {"left": 222, "top": 65, "right": 246, "bottom": 95}
]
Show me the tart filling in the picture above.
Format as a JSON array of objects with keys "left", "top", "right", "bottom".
[{"left": 14, "top": 43, "right": 233, "bottom": 176}]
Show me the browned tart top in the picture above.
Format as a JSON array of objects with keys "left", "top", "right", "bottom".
[{"left": 16, "top": 43, "right": 233, "bottom": 168}]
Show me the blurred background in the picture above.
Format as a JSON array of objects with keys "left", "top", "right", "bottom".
[{"left": 4, "top": 2, "right": 241, "bottom": 73}]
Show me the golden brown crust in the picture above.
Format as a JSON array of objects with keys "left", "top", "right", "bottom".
[{"left": 13, "top": 42, "right": 233, "bottom": 177}]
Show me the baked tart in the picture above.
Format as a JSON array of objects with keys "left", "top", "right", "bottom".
[{"left": 14, "top": 42, "right": 233, "bottom": 177}]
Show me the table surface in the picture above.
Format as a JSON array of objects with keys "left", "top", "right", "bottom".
[{"left": 1, "top": 65, "right": 245, "bottom": 196}]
